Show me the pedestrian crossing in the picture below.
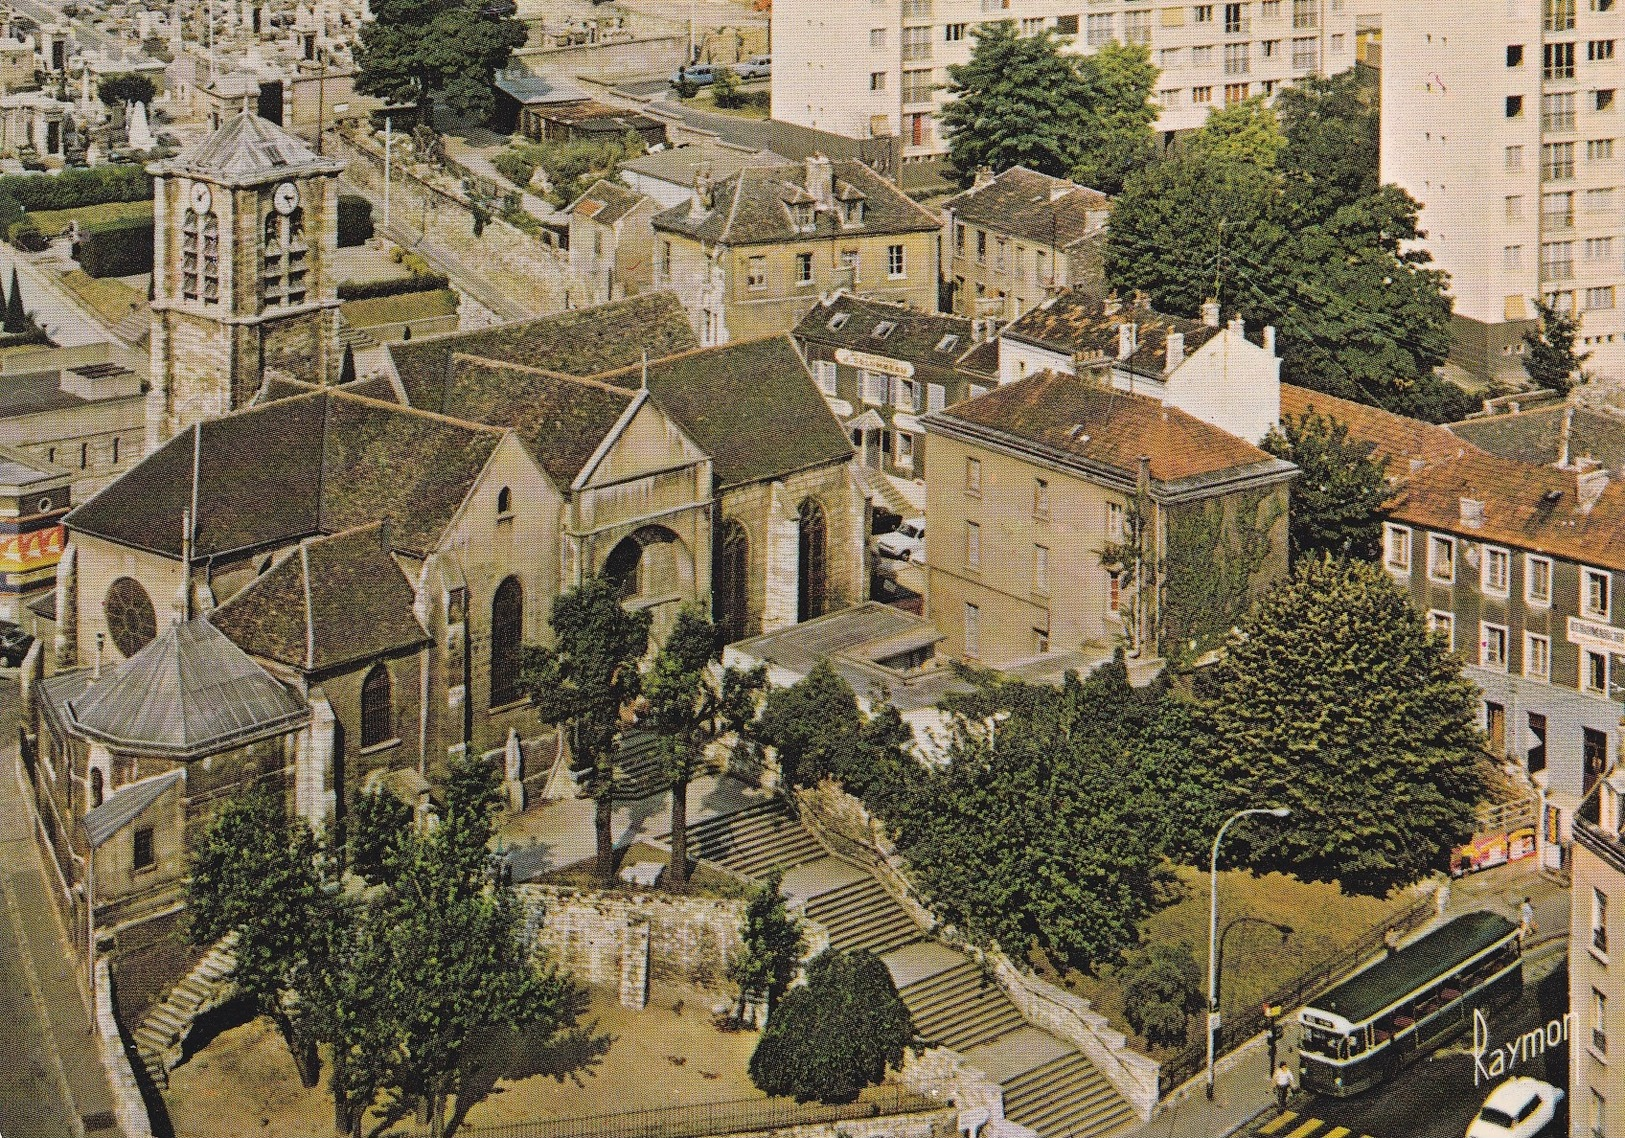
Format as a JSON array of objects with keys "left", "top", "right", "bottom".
[{"left": 1255, "top": 1110, "right": 1374, "bottom": 1138}]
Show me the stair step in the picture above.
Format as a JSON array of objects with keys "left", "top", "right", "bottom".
[{"left": 1003, "top": 1051, "right": 1135, "bottom": 1138}]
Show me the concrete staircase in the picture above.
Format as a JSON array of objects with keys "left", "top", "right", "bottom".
[
  {"left": 853, "top": 463, "right": 919, "bottom": 519},
  {"left": 131, "top": 933, "right": 239, "bottom": 1089},
  {"left": 336, "top": 315, "right": 380, "bottom": 354},
  {"left": 671, "top": 801, "right": 1138, "bottom": 1138},
  {"left": 609, "top": 730, "right": 725, "bottom": 803}
]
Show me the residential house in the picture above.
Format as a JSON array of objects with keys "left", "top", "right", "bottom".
[
  {"left": 942, "top": 167, "right": 1111, "bottom": 321},
  {"left": 921, "top": 369, "right": 1296, "bottom": 667},
  {"left": 567, "top": 179, "right": 659, "bottom": 306},
  {"left": 1573, "top": 776, "right": 1625, "bottom": 1138},
  {"left": 651, "top": 154, "right": 941, "bottom": 345},
  {"left": 619, "top": 146, "right": 784, "bottom": 210}
]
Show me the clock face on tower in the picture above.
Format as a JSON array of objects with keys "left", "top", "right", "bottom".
[
  {"left": 273, "top": 181, "right": 300, "bottom": 216},
  {"left": 190, "top": 181, "right": 212, "bottom": 213}
]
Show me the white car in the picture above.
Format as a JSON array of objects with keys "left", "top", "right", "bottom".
[
  {"left": 873, "top": 518, "right": 925, "bottom": 563},
  {"left": 735, "top": 54, "right": 772, "bottom": 79},
  {"left": 1466, "top": 1076, "right": 1564, "bottom": 1138}
]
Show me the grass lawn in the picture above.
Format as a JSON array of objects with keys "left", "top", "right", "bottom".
[
  {"left": 339, "top": 287, "right": 458, "bottom": 329},
  {"left": 1058, "top": 866, "right": 1421, "bottom": 1058},
  {"left": 681, "top": 85, "right": 771, "bottom": 120},
  {"left": 29, "top": 199, "right": 153, "bottom": 236},
  {"left": 58, "top": 269, "right": 146, "bottom": 328}
]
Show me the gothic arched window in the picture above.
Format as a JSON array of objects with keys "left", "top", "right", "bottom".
[
  {"left": 490, "top": 576, "right": 524, "bottom": 708},
  {"left": 360, "top": 664, "right": 392, "bottom": 748}
]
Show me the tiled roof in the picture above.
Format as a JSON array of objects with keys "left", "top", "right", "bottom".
[
  {"left": 67, "top": 391, "right": 505, "bottom": 559},
  {"left": 651, "top": 158, "right": 940, "bottom": 246},
  {"left": 942, "top": 167, "right": 1110, "bottom": 250},
  {"left": 152, "top": 110, "right": 345, "bottom": 186},
  {"left": 595, "top": 335, "right": 854, "bottom": 488},
  {"left": 620, "top": 146, "right": 784, "bottom": 188},
  {"left": 1001, "top": 289, "right": 1221, "bottom": 377},
  {"left": 211, "top": 523, "right": 429, "bottom": 673},
  {"left": 954, "top": 338, "right": 1001, "bottom": 379},
  {"left": 1449, "top": 404, "right": 1625, "bottom": 474},
  {"left": 928, "top": 370, "right": 1291, "bottom": 490},
  {"left": 793, "top": 293, "right": 974, "bottom": 386},
  {"left": 64, "top": 619, "right": 309, "bottom": 760},
  {"left": 569, "top": 178, "right": 647, "bottom": 227},
  {"left": 386, "top": 293, "right": 698, "bottom": 408},
  {"left": 1279, "top": 383, "right": 1477, "bottom": 470}
]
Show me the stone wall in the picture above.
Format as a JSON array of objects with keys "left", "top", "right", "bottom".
[{"left": 96, "top": 959, "right": 154, "bottom": 1138}]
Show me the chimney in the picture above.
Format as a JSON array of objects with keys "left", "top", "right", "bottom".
[
  {"left": 805, "top": 153, "right": 835, "bottom": 210},
  {"left": 379, "top": 516, "right": 394, "bottom": 552},
  {"left": 690, "top": 165, "right": 713, "bottom": 216},
  {"left": 1118, "top": 322, "right": 1137, "bottom": 360},
  {"left": 1557, "top": 405, "right": 1575, "bottom": 468},
  {"left": 1580, "top": 465, "right": 1610, "bottom": 512},
  {"left": 1103, "top": 293, "right": 1122, "bottom": 317},
  {"left": 1201, "top": 298, "right": 1220, "bottom": 327},
  {"left": 1165, "top": 330, "right": 1185, "bottom": 372},
  {"left": 973, "top": 165, "right": 996, "bottom": 190},
  {"left": 1459, "top": 497, "right": 1485, "bottom": 529},
  {"left": 1263, "top": 325, "right": 1276, "bottom": 355},
  {"left": 1228, "top": 315, "right": 1245, "bottom": 337},
  {"left": 93, "top": 632, "right": 103, "bottom": 680}
]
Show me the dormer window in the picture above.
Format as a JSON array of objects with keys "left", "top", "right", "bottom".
[
  {"left": 828, "top": 312, "right": 850, "bottom": 330},
  {"left": 873, "top": 320, "right": 897, "bottom": 339},
  {"left": 792, "top": 202, "right": 814, "bottom": 227},
  {"left": 841, "top": 199, "right": 866, "bottom": 225},
  {"left": 936, "top": 334, "right": 960, "bottom": 353}
]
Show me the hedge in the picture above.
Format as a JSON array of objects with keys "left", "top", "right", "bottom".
[
  {"left": 338, "top": 193, "right": 374, "bottom": 247},
  {"left": 335, "top": 272, "right": 450, "bottom": 301},
  {"left": 0, "top": 164, "right": 151, "bottom": 212},
  {"left": 74, "top": 216, "right": 155, "bottom": 278}
]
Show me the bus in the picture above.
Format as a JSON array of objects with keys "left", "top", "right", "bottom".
[{"left": 1298, "top": 911, "right": 1523, "bottom": 1097}]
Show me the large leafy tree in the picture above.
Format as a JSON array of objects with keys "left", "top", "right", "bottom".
[
  {"left": 1262, "top": 409, "right": 1390, "bottom": 562},
  {"left": 97, "top": 72, "right": 156, "bottom": 108},
  {"left": 1204, "top": 557, "right": 1489, "bottom": 895},
  {"left": 748, "top": 949, "right": 912, "bottom": 1104},
  {"left": 355, "top": 0, "right": 527, "bottom": 124},
  {"left": 1071, "top": 41, "right": 1159, "bottom": 195},
  {"left": 1276, "top": 70, "right": 1380, "bottom": 223},
  {"left": 1523, "top": 298, "right": 1591, "bottom": 393},
  {"left": 522, "top": 576, "right": 651, "bottom": 883},
  {"left": 940, "top": 23, "right": 1093, "bottom": 179},
  {"left": 729, "top": 868, "right": 805, "bottom": 1019}
]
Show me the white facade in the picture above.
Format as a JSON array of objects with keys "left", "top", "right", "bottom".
[
  {"left": 1382, "top": 0, "right": 1625, "bottom": 380},
  {"left": 772, "top": 0, "right": 1357, "bottom": 159}
]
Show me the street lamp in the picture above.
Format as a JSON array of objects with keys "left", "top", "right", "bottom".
[{"left": 1206, "top": 806, "right": 1291, "bottom": 1101}]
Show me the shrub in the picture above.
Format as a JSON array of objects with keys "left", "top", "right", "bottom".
[
  {"left": 335, "top": 272, "right": 450, "bottom": 301},
  {"left": 74, "top": 216, "right": 155, "bottom": 278},
  {"left": 729, "top": 869, "right": 804, "bottom": 1018},
  {"left": 1120, "top": 943, "right": 1203, "bottom": 1049},
  {"left": 493, "top": 149, "right": 536, "bottom": 188},
  {"left": 5, "top": 217, "right": 43, "bottom": 252},
  {"left": 0, "top": 164, "right": 151, "bottom": 212},
  {"left": 748, "top": 949, "right": 912, "bottom": 1104},
  {"left": 337, "top": 193, "right": 374, "bottom": 247}
]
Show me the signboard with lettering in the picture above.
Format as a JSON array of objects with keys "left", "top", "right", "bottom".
[
  {"left": 835, "top": 348, "right": 914, "bottom": 378},
  {"left": 1568, "top": 615, "right": 1625, "bottom": 651},
  {"left": 0, "top": 525, "right": 64, "bottom": 573}
]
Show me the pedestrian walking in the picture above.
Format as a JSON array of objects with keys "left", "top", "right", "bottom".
[
  {"left": 1273, "top": 1061, "right": 1295, "bottom": 1109},
  {"left": 1520, "top": 896, "right": 1538, "bottom": 939}
]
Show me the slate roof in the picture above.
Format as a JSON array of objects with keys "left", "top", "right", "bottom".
[
  {"left": 794, "top": 294, "right": 975, "bottom": 386},
  {"left": 595, "top": 335, "right": 854, "bottom": 488},
  {"left": 926, "top": 370, "right": 1293, "bottom": 492},
  {"left": 620, "top": 146, "right": 784, "bottom": 189},
  {"left": 151, "top": 110, "right": 345, "bottom": 186},
  {"left": 1449, "top": 403, "right": 1625, "bottom": 474},
  {"left": 82, "top": 770, "right": 183, "bottom": 849},
  {"left": 569, "top": 178, "right": 648, "bottom": 227},
  {"left": 942, "top": 167, "right": 1111, "bottom": 250},
  {"left": 1279, "top": 384, "right": 1477, "bottom": 470},
  {"left": 63, "top": 619, "right": 309, "bottom": 759},
  {"left": 210, "top": 523, "right": 430, "bottom": 674},
  {"left": 1001, "top": 290, "right": 1222, "bottom": 378},
  {"left": 651, "top": 158, "right": 940, "bottom": 247},
  {"left": 386, "top": 293, "right": 698, "bottom": 409},
  {"left": 67, "top": 391, "right": 505, "bottom": 559},
  {"left": 641, "top": 103, "right": 893, "bottom": 167}
]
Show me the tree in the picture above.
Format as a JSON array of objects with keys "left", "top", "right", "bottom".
[
  {"left": 730, "top": 868, "right": 805, "bottom": 1018},
  {"left": 1185, "top": 96, "right": 1286, "bottom": 170},
  {"left": 1070, "top": 41, "right": 1159, "bottom": 195},
  {"left": 1120, "top": 943, "right": 1203, "bottom": 1048},
  {"left": 346, "top": 785, "right": 413, "bottom": 886},
  {"left": 711, "top": 65, "right": 744, "bottom": 109},
  {"left": 97, "top": 72, "right": 156, "bottom": 109},
  {"left": 1204, "top": 557, "right": 1489, "bottom": 895},
  {"left": 1262, "top": 409, "right": 1390, "bottom": 562},
  {"left": 939, "top": 22, "right": 1093, "bottom": 180},
  {"left": 643, "top": 605, "right": 765, "bottom": 890},
  {"left": 751, "top": 659, "right": 865, "bottom": 789},
  {"left": 1276, "top": 70, "right": 1380, "bottom": 224},
  {"left": 522, "top": 576, "right": 651, "bottom": 883},
  {"left": 748, "top": 948, "right": 912, "bottom": 1104},
  {"left": 355, "top": 0, "right": 527, "bottom": 125},
  {"left": 1523, "top": 298, "right": 1591, "bottom": 393},
  {"left": 4, "top": 266, "right": 26, "bottom": 334}
]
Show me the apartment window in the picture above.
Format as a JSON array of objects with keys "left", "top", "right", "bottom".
[
  {"left": 1543, "top": 141, "right": 1577, "bottom": 179},
  {"left": 1034, "top": 544, "right": 1050, "bottom": 593},
  {"left": 945, "top": 22, "right": 966, "bottom": 40},
  {"left": 902, "top": 0, "right": 932, "bottom": 16},
  {"left": 1429, "top": 610, "right": 1456, "bottom": 650},
  {"left": 746, "top": 255, "right": 767, "bottom": 289},
  {"left": 1546, "top": 0, "right": 1578, "bottom": 30},
  {"left": 1595, "top": 988, "right": 1608, "bottom": 1056},
  {"left": 1224, "top": 42, "right": 1251, "bottom": 74},
  {"left": 903, "top": 68, "right": 933, "bottom": 103},
  {"left": 1588, "top": 187, "right": 1617, "bottom": 212},
  {"left": 1507, "top": 145, "right": 1526, "bottom": 172},
  {"left": 1034, "top": 627, "right": 1050, "bottom": 654},
  {"left": 894, "top": 377, "right": 917, "bottom": 410},
  {"left": 1594, "top": 38, "right": 1618, "bottom": 60},
  {"left": 812, "top": 359, "right": 837, "bottom": 395},
  {"left": 1109, "top": 570, "right": 1122, "bottom": 614},
  {"left": 1543, "top": 91, "right": 1577, "bottom": 130},
  {"left": 79, "top": 443, "right": 88, "bottom": 469},
  {"left": 840, "top": 248, "right": 860, "bottom": 281},
  {"left": 1086, "top": 12, "right": 1115, "bottom": 44},
  {"left": 902, "top": 26, "right": 931, "bottom": 60},
  {"left": 1384, "top": 524, "right": 1412, "bottom": 572},
  {"left": 993, "top": 236, "right": 1007, "bottom": 272},
  {"left": 1481, "top": 623, "right": 1510, "bottom": 671},
  {"left": 1262, "top": 0, "right": 1281, "bottom": 13},
  {"left": 1159, "top": 47, "right": 1181, "bottom": 67},
  {"left": 1195, "top": 4, "right": 1214, "bottom": 21},
  {"left": 928, "top": 382, "right": 946, "bottom": 412},
  {"left": 1525, "top": 633, "right": 1551, "bottom": 680},
  {"left": 1224, "top": 1, "right": 1247, "bottom": 32},
  {"left": 1506, "top": 195, "right": 1525, "bottom": 221},
  {"left": 1508, "top": 43, "right": 1525, "bottom": 66},
  {"left": 888, "top": 244, "right": 905, "bottom": 278},
  {"left": 796, "top": 252, "right": 813, "bottom": 284},
  {"left": 1331, "top": 32, "right": 1345, "bottom": 52},
  {"left": 1529, "top": 712, "right": 1549, "bottom": 773},
  {"left": 953, "top": 223, "right": 966, "bottom": 256},
  {"left": 1593, "top": 138, "right": 1617, "bottom": 161},
  {"left": 1428, "top": 534, "right": 1456, "bottom": 583},
  {"left": 1107, "top": 500, "right": 1126, "bottom": 542},
  {"left": 1193, "top": 44, "right": 1216, "bottom": 64},
  {"left": 1527, "top": 555, "right": 1553, "bottom": 604},
  {"left": 861, "top": 370, "right": 888, "bottom": 403},
  {"left": 895, "top": 431, "right": 914, "bottom": 467},
  {"left": 1483, "top": 546, "right": 1511, "bottom": 594},
  {"left": 1544, "top": 190, "right": 1576, "bottom": 228},
  {"left": 133, "top": 825, "right": 155, "bottom": 871},
  {"left": 111, "top": 438, "right": 119, "bottom": 465},
  {"left": 1505, "top": 245, "right": 1524, "bottom": 271},
  {"left": 1589, "top": 285, "right": 1617, "bottom": 310},
  {"left": 1593, "top": 1091, "right": 1607, "bottom": 1138},
  {"left": 870, "top": 27, "right": 886, "bottom": 48},
  {"left": 1021, "top": 16, "right": 1045, "bottom": 33},
  {"left": 870, "top": 71, "right": 887, "bottom": 90},
  {"left": 1291, "top": 0, "right": 1316, "bottom": 27},
  {"left": 1545, "top": 41, "right": 1576, "bottom": 81},
  {"left": 1261, "top": 38, "right": 1278, "bottom": 57},
  {"left": 1507, "top": 94, "right": 1525, "bottom": 118},
  {"left": 964, "top": 602, "right": 980, "bottom": 658},
  {"left": 1586, "top": 648, "right": 1612, "bottom": 694},
  {"left": 1588, "top": 567, "right": 1613, "bottom": 618},
  {"left": 1549, "top": 289, "right": 1577, "bottom": 313},
  {"left": 1034, "top": 478, "right": 1050, "bottom": 518},
  {"left": 1193, "top": 85, "right": 1214, "bottom": 103},
  {"left": 1596, "top": 888, "right": 1610, "bottom": 953},
  {"left": 958, "top": 459, "right": 981, "bottom": 498},
  {"left": 1542, "top": 240, "right": 1577, "bottom": 279},
  {"left": 1290, "top": 37, "right": 1317, "bottom": 69},
  {"left": 1600, "top": 89, "right": 1618, "bottom": 111}
]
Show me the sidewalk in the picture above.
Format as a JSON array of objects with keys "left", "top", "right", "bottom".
[
  {"left": 1118, "top": 858, "right": 1568, "bottom": 1138},
  {"left": 0, "top": 752, "right": 123, "bottom": 1137}
]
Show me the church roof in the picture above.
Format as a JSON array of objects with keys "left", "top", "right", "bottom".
[
  {"left": 151, "top": 110, "right": 345, "bottom": 186},
  {"left": 83, "top": 770, "right": 184, "bottom": 849},
  {"left": 210, "top": 523, "right": 430, "bottom": 674},
  {"left": 64, "top": 619, "right": 310, "bottom": 759}
]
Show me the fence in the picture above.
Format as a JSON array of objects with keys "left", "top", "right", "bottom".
[
  {"left": 408, "top": 1084, "right": 945, "bottom": 1138},
  {"left": 1158, "top": 893, "right": 1437, "bottom": 1095}
]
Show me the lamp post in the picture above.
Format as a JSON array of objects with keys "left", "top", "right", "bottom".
[{"left": 1207, "top": 806, "right": 1290, "bottom": 1101}]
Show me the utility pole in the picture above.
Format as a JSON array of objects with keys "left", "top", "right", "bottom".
[{"left": 383, "top": 112, "right": 393, "bottom": 230}]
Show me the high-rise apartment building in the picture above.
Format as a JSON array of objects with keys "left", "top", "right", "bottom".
[
  {"left": 1382, "top": 0, "right": 1625, "bottom": 383},
  {"left": 771, "top": 0, "right": 1357, "bottom": 158}
]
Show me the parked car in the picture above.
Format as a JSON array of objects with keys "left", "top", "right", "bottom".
[
  {"left": 873, "top": 517, "right": 925, "bottom": 563},
  {"left": 0, "top": 620, "right": 34, "bottom": 667},
  {"left": 1466, "top": 1077, "right": 1563, "bottom": 1138},
  {"left": 735, "top": 55, "right": 772, "bottom": 80},
  {"left": 669, "top": 64, "right": 718, "bottom": 87}
]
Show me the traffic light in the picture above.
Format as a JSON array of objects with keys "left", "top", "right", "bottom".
[{"left": 1263, "top": 1003, "right": 1283, "bottom": 1069}]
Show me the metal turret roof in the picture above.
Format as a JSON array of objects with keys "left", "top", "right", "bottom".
[{"left": 151, "top": 110, "right": 345, "bottom": 187}]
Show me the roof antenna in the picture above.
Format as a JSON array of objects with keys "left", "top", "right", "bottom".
[
  {"left": 1211, "top": 219, "right": 1225, "bottom": 312},
  {"left": 641, "top": 349, "right": 648, "bottom": 391}
]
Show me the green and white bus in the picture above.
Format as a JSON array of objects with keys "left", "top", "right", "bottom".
[{"left": 1298, "top": 911, "right": 1523, "bottom": 1097}]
